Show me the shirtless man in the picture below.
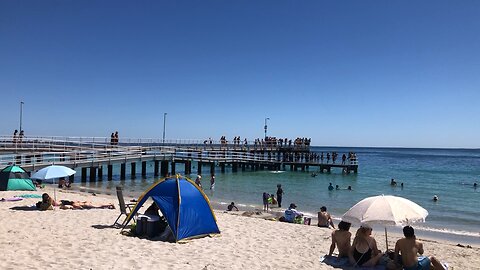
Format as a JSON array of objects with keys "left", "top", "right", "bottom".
[
  {"left": 395, "top": 226, "right": 425, "bottom": 269},
  {"left": 318, "top": 206, "right": 335, "bottom": 228},
  {"left": 328, "top": 221, "right": 352, "bottom": 257},
  {"left": 394, "top": 226, "right": 446, "bottom": 270}
]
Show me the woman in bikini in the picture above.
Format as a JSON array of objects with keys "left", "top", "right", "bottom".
[{"left": 348, "top": 224, "right": 383, "bottom": 267}]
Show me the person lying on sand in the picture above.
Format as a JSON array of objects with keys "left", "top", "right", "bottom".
[
  {"left": 59, "top": 200, "right": 115, "bottom": 210},
  {"left": 35, "top": 194, "right": 114, "bottom": 210}
]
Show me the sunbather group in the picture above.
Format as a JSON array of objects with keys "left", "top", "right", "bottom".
[
  {"left": 36, "top": 193, "right": 115, "bottom": 210},
  {"left": 328, "top": 221, "right": 447, "bottom": 270}
]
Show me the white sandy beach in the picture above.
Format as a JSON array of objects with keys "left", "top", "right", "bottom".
[{"left": 0, "top": 187, "right": 478, "bottom": 270}]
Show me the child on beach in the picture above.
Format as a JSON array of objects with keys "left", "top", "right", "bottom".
[
  {"left": 268, "top": 194, "right": 277, "bottom": 205},
  {"left": 262, "top": 192, "right": 269, "bottom": 212}
]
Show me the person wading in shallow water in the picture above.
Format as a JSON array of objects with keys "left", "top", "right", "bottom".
[{"left": 276, "top": 184, "right": 284, "bottom": 208}]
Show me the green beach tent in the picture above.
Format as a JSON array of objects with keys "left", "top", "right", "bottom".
[{"left": 0, "top": 165, "right": 36, "bottom": 191}]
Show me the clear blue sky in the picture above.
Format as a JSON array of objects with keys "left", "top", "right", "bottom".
[{"left": 1, "top": 1, "right": 479, "bottom": 148}]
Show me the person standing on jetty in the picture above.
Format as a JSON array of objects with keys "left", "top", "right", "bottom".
[
  {"left": 276, "top": 184, "right": 284, "bottom": 208},
  {"left": 110, "top": 132, "right": 115, "bottom": 145},
  {"left": 12, "top": 129, "right": 18, "bottom": 145}
]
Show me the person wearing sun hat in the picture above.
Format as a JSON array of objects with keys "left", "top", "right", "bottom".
[{"left": 284, "top": 203, "right": 302, "bottom": 223}]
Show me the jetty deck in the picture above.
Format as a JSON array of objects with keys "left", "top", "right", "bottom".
[{"left": 0, "top": 136, "right": 358, "bottom": 181}]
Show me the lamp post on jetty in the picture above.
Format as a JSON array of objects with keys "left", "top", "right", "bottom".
[
  {"left": 162, "top": 112, "right": 167, "bottom": 144},
  {"left": 264, "top": 117, "right": 270, "bottom": 139},
  {"left": 19, "top": 101, "right": 24, "bottom": 132}
]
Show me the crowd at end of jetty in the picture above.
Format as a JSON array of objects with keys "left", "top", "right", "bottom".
[
  {"left": 204, "top": 136, "right": 311, "bottom": 148},
  {"left": 201, "top": 136, "right": 357, "bottom": 164}
]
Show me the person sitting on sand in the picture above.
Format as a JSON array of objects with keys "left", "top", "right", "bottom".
[
  {"left": 284, "top": 203, "right": 302, "bottom": 223},
  {"left": 318, "top": 206, "right": 335, "bottom": 228},
  {"left": 348, "top": 224, "right": 383, "bottom": 267},
  {"left": 58, "top": 178, "right": 71, "bottom": 188},
  {"left": 394, "top": 226, "right": 446, "bottom": 270},
  {"left": 36, "top": 193, "right": 60, "bottom": 211},
  {"left": 227, "top": 202, "right": 239, "bottom": 211},
  {"left": 328, "top": 221, "right": 352, "bottom": 258}
]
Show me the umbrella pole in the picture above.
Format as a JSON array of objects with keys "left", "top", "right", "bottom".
[{"left": 385, "top": 227, "right": 388, "bottom": 251}]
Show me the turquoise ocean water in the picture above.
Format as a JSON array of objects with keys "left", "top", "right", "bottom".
[{"left": 75, "top": 147, "right": 480, "bottom": 245}]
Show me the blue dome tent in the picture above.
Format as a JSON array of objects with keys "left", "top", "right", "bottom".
[{"left": 122, "top": 175, "right": 220, "bottom": 242}]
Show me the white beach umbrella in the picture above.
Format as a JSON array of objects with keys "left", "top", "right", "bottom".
[
  {"left": 342, "top": 195, "right": 428, "bottom": 250},
  {"left": 31, "top": 165, "right": 76, "bottom": 180}
]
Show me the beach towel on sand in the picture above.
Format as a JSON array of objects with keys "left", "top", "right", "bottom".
[
  {"left": 0, "top": 197, "right": 23, "bottom": 202},
  {"left": 17, "top": 194, "right": 42, "bottom": 198},
  {"left": 320, "top": 255, "right": 386, "bottom": 270}
]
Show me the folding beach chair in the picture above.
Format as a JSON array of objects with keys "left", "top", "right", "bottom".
[{"left": 113, "top": 186, "right": 136, "bottom": 227}]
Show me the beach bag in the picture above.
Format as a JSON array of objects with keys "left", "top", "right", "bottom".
[{"left": 303, "top": 217, "right": 311, "bottom": 225}]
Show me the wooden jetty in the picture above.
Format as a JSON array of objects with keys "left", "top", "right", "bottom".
[{"left": 0, "top": 136, "right": 358, "bottom": 182}]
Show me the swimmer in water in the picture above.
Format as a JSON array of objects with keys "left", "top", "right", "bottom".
[
  {"left": 390, "top": 178, "right": 397, "bottom": 186},
  {"left": 328, "top": 183, "right": 334, "bottom": 191},
  {"left": 474, "top": 182, "right": 477, "bottom": 189},
  {"left": 433, "top": 195, "right": 438, "bottom": 202}
]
